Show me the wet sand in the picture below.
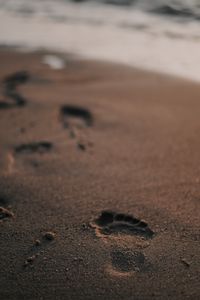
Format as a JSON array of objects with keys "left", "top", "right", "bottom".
[{"left": 0, "top": 48, "right": 199, "bottom": 300}]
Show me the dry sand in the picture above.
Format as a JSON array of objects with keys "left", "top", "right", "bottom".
[{"left": 0, "top": 48, "right": 199, "bottom": 300}]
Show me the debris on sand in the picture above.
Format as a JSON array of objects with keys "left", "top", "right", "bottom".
[
  {"left": 44, "top": 232, "right": 56, "bottom": 241},
  {"left": 180, "top": 258, "right": 190, "bottom": 267},
  {"left": 34, "top": 239, "right": 41, "bottom": 246},
  {"left": 24, "top": 255, "right": 36, "bottom": 267},
  {"left": 77, "top": 142, "right": 86, "bottom": 151}
]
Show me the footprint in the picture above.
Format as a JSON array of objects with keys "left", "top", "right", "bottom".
[
  {"left": 91, "top": 211, "right": 154, "bottom": 239},
  {"left": 60, "top": 105, "right": 93, "bottom": 151},
  {"left": 107, "top": 248, "right": 145, "bottom": 276},
  {"left": 6, "top": 141, "right": 53, "bottom": 173},
  {"left": 0, "top": 70, "right": 30, "bottom": 108},
  {"left": 14, "top": 141, "right": 53, "bottom": 155},
  {"left": 60, "top": 105, "right": 93, "bottom": 129},
  {"left": 91, "top": 211, "right": 154, "bottom": 278}
]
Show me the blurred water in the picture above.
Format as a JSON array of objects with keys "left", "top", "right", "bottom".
[
  {"left": 3, "top": 0, "right": 200, "bottom": 20},
  {"left": 0, "top": 0, "right": 200, "bottom": 81}
]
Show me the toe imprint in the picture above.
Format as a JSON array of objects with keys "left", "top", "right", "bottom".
[
  {"left": 92, "top": 210, "right": 154, "bottom": 239},
  {"left": 14, "top": 141, "right": 53, "bottom": 154}
]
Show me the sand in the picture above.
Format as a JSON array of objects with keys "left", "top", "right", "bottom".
[{"left": 0, "top": 48, "right": 199, "bottom": 300}]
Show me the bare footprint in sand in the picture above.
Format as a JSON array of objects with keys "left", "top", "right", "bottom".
[
  {"left": 60, "top": 105, "right": 93, "bottom": 151},
  {"left": 91, "top": 211, "right": 154, "bottom": 277},
  {"left": 91, "top": 211, "right": 154, "bottom": 239},
  {"left": 0, "top": 70, "right": 30, "bottom": 108},
  {"left": 7, "top": 141, "right": 53, "bottom": 173}
]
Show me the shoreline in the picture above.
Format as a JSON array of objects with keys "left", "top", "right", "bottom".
[
  {"left": 1, "top": 3, "right": 200, "bottom": 83},
  {"left": 0, "top": 45, "right": 199, "bottom": 86}
]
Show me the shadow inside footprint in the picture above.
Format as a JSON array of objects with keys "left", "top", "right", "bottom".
[
  {"left": 14, "top": 141, "right": 53, "bottom": 155},
  {"left": 93, "top": 211, "right": 154, "bottom": 239},
  {"left": 60, "top": 105, "right": 93, "bottom": 128},
  {"left": 111, "top": 249, "right": 145, "bottom": 273},
  {"left": 4, "top": 71, "right": 30, "bottom": 87},
  {"left": 0, "top": 70, "right": 30, "bottom": 108},
  {"left": 0, "top": 101, "right": 12, "bottom": 109},
  {"left": 0, "top": 206, "right": 14, "bottom": 220}
]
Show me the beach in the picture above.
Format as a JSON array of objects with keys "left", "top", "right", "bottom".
[{"left": 0, "top": 48, "right": 199, "bottom": 299}]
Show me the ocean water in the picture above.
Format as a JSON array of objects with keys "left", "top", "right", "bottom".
[{"left": 0, "top": 0, "right": 200, "bottom": 81}]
